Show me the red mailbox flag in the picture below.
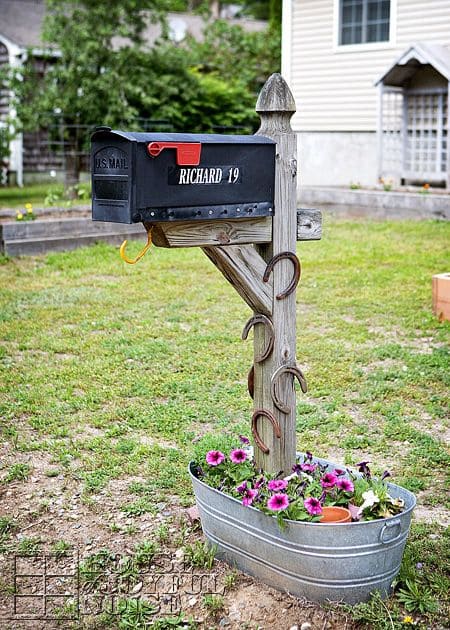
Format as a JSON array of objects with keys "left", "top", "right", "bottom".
[{"left": 147, "top": 142, "right": 202, "bottom": 166}]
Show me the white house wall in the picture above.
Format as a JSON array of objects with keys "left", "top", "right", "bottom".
[
  {"left": 0, "top": 34, "right": 23, "bottom": 185},
  {"left": 299, "top": 131, "right": 377, "bottom": 186},
  {"left": 285, "top": 0, "right": 450, "bottom": 186}
]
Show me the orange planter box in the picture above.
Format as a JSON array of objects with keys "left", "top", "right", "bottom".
[{"left": 432, "top": 273, "right": 450, "bottom": 321}]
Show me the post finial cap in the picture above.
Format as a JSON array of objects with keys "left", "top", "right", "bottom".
[{"left": 256, "top": 73, "right": 296, "bottom": 114}]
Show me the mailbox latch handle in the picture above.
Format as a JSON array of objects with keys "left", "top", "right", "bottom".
[{"left": 147, "top": 142, "right": 202, "bottom": 166}]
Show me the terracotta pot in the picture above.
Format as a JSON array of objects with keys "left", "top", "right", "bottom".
[{"left": 320, "top": 506, "right": 352, "bottom": 523}]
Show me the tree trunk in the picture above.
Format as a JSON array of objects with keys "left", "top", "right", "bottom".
[{"left": 64, "top": 147, "right": 80, "bottom": 198}]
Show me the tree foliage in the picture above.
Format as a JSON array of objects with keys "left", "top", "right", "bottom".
[
  {"left": 1, "top": 0, "right": 280, "bottom": 185},
  {"left": 186, "top": 19, "right": 280, "bottom": 95},
  {"left": 2, "top": 0, "right": 171, "bottom": 187},
  {"left": 122, "top": 42, "right": 257, "bottom": 132}
]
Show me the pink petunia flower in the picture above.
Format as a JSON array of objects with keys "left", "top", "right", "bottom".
[
  {"left": 205, "top": 450, "right": 225, "bottom": 466},
  {"left": 267, "top": 479, "right": 288, "bottom": 492},
  {"left": 304, "top": 497, "right": 323, "bottom": 516},
  {"left": 242, "top": 488, "right": 258, "bottom": 507},
  {"left": 267, "top": 493, "right": 289, "bottom": 511},
  {"left": 320, "top": 472, "right": 338, "bottom": 488},
  {"left": 236, "top": 481, "right": 248, "bottom": 494},
  {"left": 300, "top": 462, "right": 318, "bottom": 473},
  {"left": 333, "top": 468, "right": 346, "bottom": 477},
  {"left": 336, "top": 478, "right": 354, "bottom": 493},
  {"left": 230, "top": 449, "right": 247, "bottom": 463}
]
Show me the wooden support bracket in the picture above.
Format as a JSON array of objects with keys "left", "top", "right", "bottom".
[{"left": 146, "top": 208, "right": 321, "bottom": 249}]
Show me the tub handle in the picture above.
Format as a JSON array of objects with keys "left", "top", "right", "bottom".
[{"left": 379, "top": 519, "right": 402, "bottom": 544}]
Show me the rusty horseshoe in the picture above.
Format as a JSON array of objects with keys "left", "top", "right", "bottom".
[
  {"left": 241, "top": 314, "right": 275, "bottom": 363},
  {"left": 270, "top": 364, "right": 308, "bottom": 414},
  {"left": 251, "top": 408, "right": 281, "bottom": 454},
  {"left": 247, "top": 365, "right": 255, "bottom": 399},
  {"left": 263, "top": 251, "right": 301, "bottom": 300}
]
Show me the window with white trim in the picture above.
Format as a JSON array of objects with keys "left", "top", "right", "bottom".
[{"left": 339, "top": 0, "right": 391, "bottom": 46}]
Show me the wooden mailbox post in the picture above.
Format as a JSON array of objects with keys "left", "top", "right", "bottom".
[
  {"left": 92, "top": 73, "right": 322, "bottom": 476},
  {"left": 203, "top": 74, "right": 305, "bottom": 474}
]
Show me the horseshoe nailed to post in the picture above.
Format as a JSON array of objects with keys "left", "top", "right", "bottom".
[
  {"left": 263, "top": 251, "right": 301, "bottom": 300},
  {"left": 241, "top": 314, "right": 275, "bottom": 363},
  {"left": 251, "top": 408, "right": 281, "bottom": 454},
  {"left": 247, "top": 365, "right": 254, "bottom": 399},
  {"left": 271, "top": 364, "right": 308, "bottom": 414}
]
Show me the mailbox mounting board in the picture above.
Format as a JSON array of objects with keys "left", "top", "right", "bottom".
[{"left": 91, "top": 130, "right": 276, "bottom": 224}]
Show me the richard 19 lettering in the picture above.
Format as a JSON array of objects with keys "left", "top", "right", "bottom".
[{"left": 174, "top": 166, "right": 242, "bottom": 186}]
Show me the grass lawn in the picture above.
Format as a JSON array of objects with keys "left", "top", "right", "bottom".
[
  {"left": 0, "top": 183, "right": 59, "bottom": 209},
  {"left": 0, "top": 216, "right": 449, "bottom": 628},
  {"left": 0, "top": 183, "right": 90, "bottom": 209}
]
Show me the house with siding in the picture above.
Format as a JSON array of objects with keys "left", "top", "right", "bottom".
[{"left": 281, "top": 0, "right": 450, "bottom": 188}]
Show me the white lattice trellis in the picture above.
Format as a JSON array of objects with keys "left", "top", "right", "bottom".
[
  {"left": 380, "top": 87, "right": 403, "bottom": 180},
  {"left": 380, "top": 85, "right": 449, "bottom": 184},
  {"left": 404, "top": 89, "right": 448, "bottom": 181}
]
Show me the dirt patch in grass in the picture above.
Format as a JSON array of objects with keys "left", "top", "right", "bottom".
[{"left": 413, "top": 503, "right": 450, "bottom": 528}]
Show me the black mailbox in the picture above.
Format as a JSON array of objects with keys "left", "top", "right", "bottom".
[{"left": 91, "top": 129, "right": 276, "bottom": 224}]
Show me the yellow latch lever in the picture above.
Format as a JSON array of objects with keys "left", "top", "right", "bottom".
[{"left": 119, "top": 227, "right": 153, "bottom": 264}]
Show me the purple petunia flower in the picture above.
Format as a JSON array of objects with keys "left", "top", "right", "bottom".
[
  {"left": 267, "top": 479, "right": 288, "bottom": 492},
  {"left": 304, "top": 497, "right": 323, "bottom": 516},
  {"left": 205, "top": 450, "right": 225, "bottom": 466},
  {"left": 230, "top": 449, "right": 247, "bottom": 463},
  {"left": 254, "top": 475, "right": 266, "bottom": 489},
  {"left": 305, "top": 451, "right": 313, "bottom": 461},
  {"left": 267, "top": 493, "right": 289, "bottom": 511},
  {"left": 236, "top": 481, "right": 248, "bottom": 494},
  {"left": 320, "top": 472, "right": 338, "bottom": 488},
  {"left": 292, "top": 463, "right": 302, "bottom": 475},
  {"left": 381, "top": 470, "right": 391, "bottom": 481},
  {"left": 336, "top": 478, "right": 354, "bottom": 493},
  {"left": 300, "top": 462, "right": 318, "bottom": 473},
  {"left": 334, "top": 468, "right": 346, "bottom": 477},
  {"left": 239, "top": 435, "right": 250, "bottom": 445},
  {"left": 242, "top": 488, "right": 258, "bottom": 507},
  {"left": 357, "top": 461, "right": 371, "bottom": 478}
]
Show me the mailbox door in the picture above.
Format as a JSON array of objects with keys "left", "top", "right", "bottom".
[{"left": 92, "top": 137, "right": 134, "bottom": 223}]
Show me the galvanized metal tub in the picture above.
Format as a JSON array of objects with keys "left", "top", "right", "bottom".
[{"left": 189, "top": 457, "right": 416, "bottom": 604}]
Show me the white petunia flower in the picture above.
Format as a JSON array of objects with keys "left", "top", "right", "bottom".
[{"left": 357, "top": 490, "right": 380, "bottom": 516}]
